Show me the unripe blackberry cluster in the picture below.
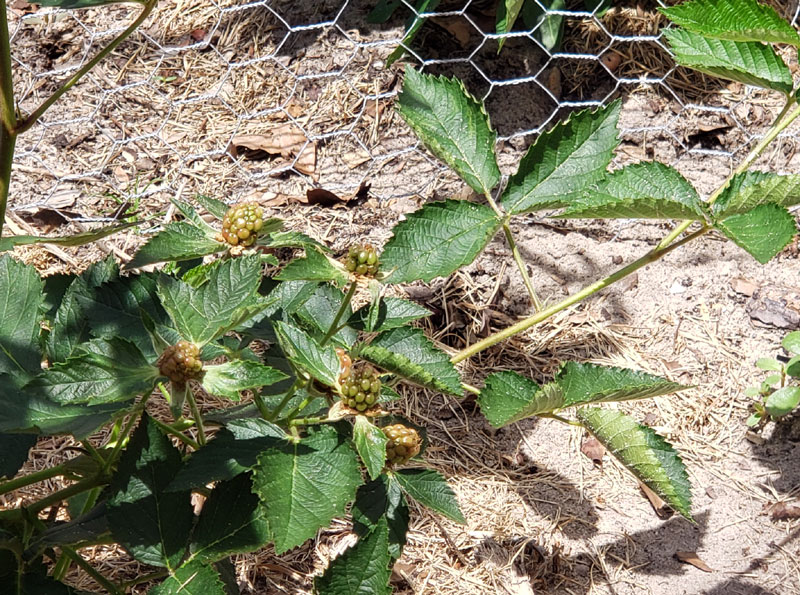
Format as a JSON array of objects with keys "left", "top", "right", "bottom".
[
  {"left": 339, "top": 363, "right": 381, "bottom": 413},
  {"left": 158, "top": 340, "right": 203, "bottom": 385},
  {"left": 344, "top": 243, "right": 379, "bottom": 277},
  {"left": 220, "top": 201, "right": 264, "bottom": 247},
  {"left": 383, "top": 424, "right": 422, "bottom": 466}
]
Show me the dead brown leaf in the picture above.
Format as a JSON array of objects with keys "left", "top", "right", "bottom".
[
  {"left": 731, "top": 277, "right": 758, "bottom": 297},
  {"left": 580, "top": 436, "right": 605, "bottom": 465},
  {"left": 675, "top": 551, "right": 714, "bottom": 572},
  {"left": 639, "top": 482, "right": 673, "bottom": 519},
  {"left": 230, "top": 123, "right": 317, "bottom": 179},
  {"left": 306, "top": 188, "right": 344, "bottom": 207},
  {"left": 766, "top": 501, "right": 800, "bottom": 520}
]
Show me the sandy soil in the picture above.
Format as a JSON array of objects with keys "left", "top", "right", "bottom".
[{"left": 4, "top": 1, "right": 800, "bottom": 593}]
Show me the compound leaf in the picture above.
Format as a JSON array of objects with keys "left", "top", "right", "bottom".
[
  {"left": 662, "top": 28, "right": 792, "bottom": 94},
  {"left": 356, "top": 326, "right": 462, "bottom": 396},
  {"left": 660, "top": 0, "right": 800, "bottom": 46},
  {"left": 348, "top": 297, "right": 431, "bottom": 333},
  {"left": 0, "top": 255, "right": 43, "bottom": 380},
  {"left": 314, "top": 517, "right": 391, "bottom": 595},
  {"left": 398, "top": 67, "right": 499, "bottom": 195},
  {"left": 560, "top": 162, "right": 705, "bottom": 220},
  {"left": 715, "top": 203, "right": 797, "bottom": 263},
  {"left": 108, "top": 414, "right": 193, "bottom": 569},
  {"left": 28, "top": 338, "right": 157, "bottom": 405},
  {"left": 251, "top": 424, "right": 362, "bottom": 554},
  {"left": 158, "top": 255, "right": 266, "bottom": 345},
  {"left": 201, "top": 361, "right": 288, "bottom": 401},
  {"left": 353, "top": 416, "right": 388, "bottom": 480},
  {"left": 169, "top": 419, "right": 287, "bottom": 491},
  {"left": 394, "top": 468, "right": 465, "bottom": 523},
  {"left": 148, "top": 561, "right": 225, "bottom": 595},
  {"left": 189, "top": 473, "right": 269, "bottom": 563},
  {"left": 273, "top": 321, "right": 341, "bottom": 387},
  {"left": 381, "top": 200, "right": 500, "bottom": 284},
  {"left": 576, "top": 407, "right": 692, "bottom": 519},
  {"left": 712, "top": 171, "right": 800, "bottom": 218},
  {"left": 126, "top": 222, "right": 224, "bottom": 269},
  {"left": 501, "top": 101, "right": 620, "bottom": 214},
  {"left": 352, "top": 474, "right": 409, "bottom": 560}
]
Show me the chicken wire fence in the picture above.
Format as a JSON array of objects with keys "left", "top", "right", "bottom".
[{"left": 6, "top": 0, "right": 800, "bottom": 231}]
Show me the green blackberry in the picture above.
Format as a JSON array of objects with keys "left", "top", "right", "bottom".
[
  {"left": 220, "top": 201, "right": 265, "bottom": 247},
  {"left": 383, "top": 424, "right": 421, "bottom": 466},
  {"left": 344, "top": 243, "right": 379, "bottom": 277},
  {"left": 340, "top": 364, "right": 381, "bottom": 412},
  {"left": 158, "top": 340, "right": 204, "bottom": 385}
]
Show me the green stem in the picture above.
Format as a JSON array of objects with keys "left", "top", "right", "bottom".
[
  {"left": 320, "top": 282, "right": 358, "bottom": 346},
  {"left": 461, "top": 382, "right": 480, "bottom": 395},
  {"left": 267, "top": 379, "right": 304, "bottom": 422},
  {"left": 0, "top": 463, "right": 70, "bottom": 497},
  {"left": 185, "top": 388, "right": 206, "bottom": 446},
  {"left": 80, "top": 440, "right": 107, "bottom": 468},
  {"left": 61, "top": 548, "right": 123, "bottom": 595},
  {"left": 151, "top": 417, "right": 200, "bottom": 449},
  {"left": 452, "top": 225, "right": 709, "bottom": 364},
  {"left": 52, "top": 553, "right": 71, "bottom": 582},
  {"left": 0, "top": 0, "right": 15, "bottom": 239},
  {"left": 28, "top": 476, "right": 105, "bottom": 516},
  {"left": 284, "top": 395, "right": 315, "bottom": 421},
  {"left": 539, "top": 412, "right": 584, "bottom": 427},
  {"left": 289, "top": 416, "right": 326, "bottom": 426},
  {"left": 102, "top": 397, "right": 149, "bottom": 475},
  {"left": 253, "top": 392, "right": 272, "bottom": 419},
  {"left": 0, "top": 126, "right": 13, "bottom": 240},
  {"left": 121, "top": 569, "right": 169, "bottom": 588},
  {"left": 14, "top": 0, "right": 157, "bottom": 135}
]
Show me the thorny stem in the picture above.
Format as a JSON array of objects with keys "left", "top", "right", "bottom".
[
  {"left": 320, "top": 281, "right": 358, "bottom": 346},
  {"left": 484, "top": 190, "right": 543, "bottom": 311},
  {"left": 60, "top": 547, "right": 123, "bottom": 595},
  {"left": 15, "top": 0, "right": 157, "bottom": 136},
  {"left": 185, "top": 388, "right": 206, "bottom": 446},
  {"left": 452, "top": 226, "right": 710, "bottom": 364}
]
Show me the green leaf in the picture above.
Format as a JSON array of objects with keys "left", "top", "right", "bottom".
[
  {"left": 273, "top": 321, "right": 341, "bottom": 387},
  {"left": 756, "top": 357, "right": 783, "bottom": 372},
  {"left": 576, "top": 407, "right": 692, "bottom": 519},
  {"left": 295, "top": 283, "right": 358, "bottom": 348},
  {"left": 314, "top": 517, "right": 391, "bottom": 595},
  {"left": 148, "top": 561, "right": 226, "bottom": 595},
  {"left": 158, "top": 255, "right": 266, "bottom": 345},
  {"left": 659, "top": 0, "right": 800, "bottom": 46},
  {"left": 381, "top": 200, "right": 500, "bottom": 284},
  {"left": 193, "top": 194, "right": 230, "bottom": 220},
  {"left": 0, "top": 255, "right": 43, "bottom": 379},
  {"left": 108, "top": 414, "right": 194, "bottom": 569},
  {"left": 356, "top": 326, "right": 462, "bottom": 396},
  {"left": 201, "top": 361, "right": 288, "bottom": 401},
  {"left": 662, "top": 29, "right": 792, "bottom": 94},
  {"left": 0, "top": 221, "right": 138, "bottom": 252},
  {"left": 501, "top": 101, "right": 621, "bottom": 214},
  {"left": 765, "top": 386, "right": 800, "bottom": 417},
  {"left": 348, "top": 297, "right": 431, "bottom": 333},
  {"left": 353, "top": 416, "right": 388, "bottom": 480},
  {"left": 398, "top": 67, "right": 500, "bottom": 195},
  {"left": 260, "top": 230, "right": 325, "bottom": 251},
  {"left": 368, "top": 0, "right": 402, "bottom": 23},
  {"left": 0, "top": 556, "right": 78, "bottom": 594},
  {"left": 782, "top": 331, "right": 800, "bottom": 355},
  {"left": 27, "top": 338, "right": 158, "bottom": 405},
  {"left": 352, "top": 475, "right": 409, "bottom": 560},
  {"left": 0, "top": 377, "right": 128, "bottom": 438},
  {"left": 168, "top": 419, "right": 287, "bottom": 491},
  {"left": 496, "top": 0, "right": 525, "bottom": 51},
  {"left": 478, "top": 364, "right": 686, "bottom": 427},
  {"left": 126, "top": 222, "right": 224, "bottom": 269},
  {"left": 394, "top": 468, "right": 465, "bottom": 523},
  {"left": 252, "top": 424, "right": 362, "bottom": 554},
  {"left": 559, "top": 162, "right": 706, "bottom": 220},
  {"left": 531, "top": 0, "right": 566, "bottom": 52},
  {"left": 275, "top": 247, "right": 349, "bottom": 287},
  {"left": 712, "top": 171, "right": 800, "bottom": 218},
  {"left": 0, "top": 433, "right": 36, "bottom": 479},
  {"left": 262, "top": 280, "right": 321, "bottom": 318},
  {"left": 171, "top": 198, "right": 217, "bottom": 233},
  {"left": 385, "top": 0, "right": 442, "bottom": 66},
  {"left": 715, "top": 203, "right": 797, "bottom": 263},
  {"left": 189, "top": 474, "right": 269, "bottom": 563}
]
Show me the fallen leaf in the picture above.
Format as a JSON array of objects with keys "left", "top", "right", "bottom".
[
  {"left": 190, "top": 28, "right": 206, "bottom": 42},
  {"left": 639, "top": 482, "right": 672, "bottom": 519},
  {"left": 731, "top": 277, "right": 758, "bottom": 297},
  {"left": 675, "top": 551, "right": 714, "bottom": 572},
  {"left": 766, "top": 501, "right": 800, "bottom": 520},
  {"left": 306, "top": 188, "right": 344, "bottom": 207},
  {"left": 580, "top": 436, "right": 605, "bottom": 465},
  {"left": 230, "top": 123, "right": 317, "bottom": 179}
]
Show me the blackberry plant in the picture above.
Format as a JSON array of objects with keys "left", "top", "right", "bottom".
[
  {"left": 219, "top": 201, "right": 266, "bottom": 247},
  {"left": 1, "top": 1, "right": 800, "bottom": 593}
]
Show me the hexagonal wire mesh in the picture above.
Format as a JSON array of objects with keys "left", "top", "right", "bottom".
[{"left": 6, "top": 0, "right": 800, "bottom": 241}]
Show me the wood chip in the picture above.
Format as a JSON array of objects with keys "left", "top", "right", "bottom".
[
  {"left": 675, "top": 551, "right": 714, "bottom": 572},
  {"left": 731, "top": 277, "right": 758, "bottom": 297}
]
